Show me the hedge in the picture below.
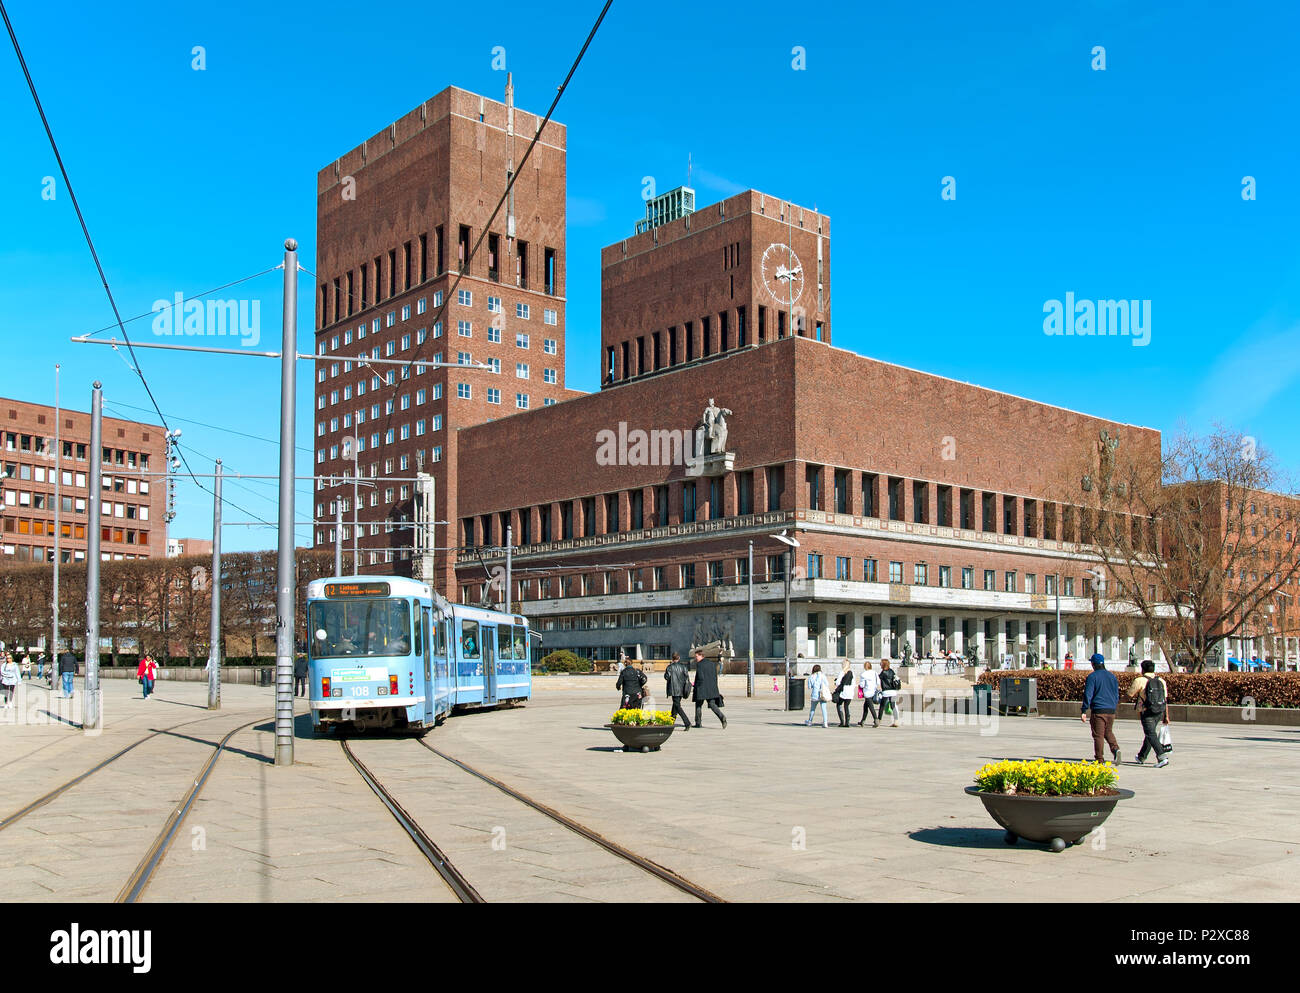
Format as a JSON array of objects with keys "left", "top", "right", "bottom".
[
  {"left": 536, "top": 650, "right": 592, "bottom": 674},
  {"left": 978, "top": 669, "right": 1300, "bottom": 708}
]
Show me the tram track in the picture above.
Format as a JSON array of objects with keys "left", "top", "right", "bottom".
[
  {"left": 339, "top": 734, "right": 724, "bottom": 903},
  {"left": 419, "top": 740, "right": 726, "bottom": 903},
  {"left": 116, "top": 718, "right": 264, "bottom": 903},
  {"left": 0, "top": 711, "right": 238, "bottom": 833},
  {"left": 340, "top": 740, "right": 485, "bottom": 903}
]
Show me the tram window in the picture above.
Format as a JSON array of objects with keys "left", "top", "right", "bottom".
[
  {"left": 513, "top": 625, "right": 527, "bottom": 661},
  {"left": 461, "top": 620, "right": 480, "bottom": 658},
  {"left": 437, "top": 621, "right": 448, "bottom": 656},
  {"left": 497, "top": 624, "right": 514, "bottom": 659},
  {"left": 309, "top": 599, "right": 411, "bottom": 658},
  {"left": 413, "top": 609, "right": 423, "bottom": 656}
]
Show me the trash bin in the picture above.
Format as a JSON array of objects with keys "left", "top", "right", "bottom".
[
  {"left": 259, "top": 666, "right": 274, "bottom": 687},
  {"left": 787, "top": 676, "right": 806, "bottom": 711},
  {"left": 972, "top": 683, "right": 992, "bottom": 716}
]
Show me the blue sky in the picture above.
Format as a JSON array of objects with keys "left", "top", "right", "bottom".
[{"left": 2, "top": 0, "right": 1297, "bottom": 551}]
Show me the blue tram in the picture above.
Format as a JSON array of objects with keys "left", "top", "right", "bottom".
[{"left": 306, "top": 576, "right": 532, "bottom": 735}]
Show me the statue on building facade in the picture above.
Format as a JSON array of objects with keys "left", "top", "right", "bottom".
[{"left": 702, "top": 398, "right": 733, "bottom": 455}]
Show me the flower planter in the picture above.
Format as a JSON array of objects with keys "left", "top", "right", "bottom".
[
  {"left": 965, "top": 785, "right": 1134, "bottom": 852},
  {"left": 606, "top": 723, "right": 675, "bottom": 752}
]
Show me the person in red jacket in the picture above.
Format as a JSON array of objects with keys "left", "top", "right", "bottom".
[{"left": 136, "top": 655, "right": 159, "bottom": 700}]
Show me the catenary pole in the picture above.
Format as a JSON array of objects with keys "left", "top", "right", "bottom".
[
  {"left": 335, "top": 502, "right": 343, "bottom": 576},
  {"left": 505, "top": 526, "right": 512, "bottom": 613},
  {"left": 747, "top": 539, "right": 754, "bottom": 697},
  {"left": 274, "top": 239, "right": 298, "bottom": 766},
  {"left": 783, "top": 547, "right": 792, "bottom": 710},
  {"left": 84, "top": 381, "right": 103, "bottom": 729},
  {"left": 208, "top": 460, "right": 222, "bottom": 709},
  {"left": 52, "top": 363, "right": 60, "bottom": 662}
]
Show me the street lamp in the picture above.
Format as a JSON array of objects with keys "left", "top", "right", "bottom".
[
  {"left": 772, "top": 529, "right": 800, "bottom": 710},
  {"left": 1083, "top": 567, "right": 1105, "bottom": 657}
]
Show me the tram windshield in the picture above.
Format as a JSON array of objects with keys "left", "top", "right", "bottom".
[{"left": 310, "top": 599, "right": 412, "bottom": 658}]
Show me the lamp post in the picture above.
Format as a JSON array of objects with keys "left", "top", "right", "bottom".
[
  {"left": 773, "top": 529, "right": 800, "bottom": 710},
  {"left": 1084, "top": 567, "right": 1105, "bottom": 657},
  {"left": 746, "top": 539, "right": 754, "bottom": 697}
]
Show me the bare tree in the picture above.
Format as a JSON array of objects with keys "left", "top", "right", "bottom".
[{"left": 1067, "top": 424, "right": 1299, "bottom": 672}]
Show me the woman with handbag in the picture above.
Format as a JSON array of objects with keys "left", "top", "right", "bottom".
[
  {"left": 857, "top": 661, "right": 881, "bottom": 727},
  {"left": 832, "top": 659, "right": 855, "bottom": 727},
  {"left": 879, "top": 658, "right": 902, "bottom": 727},
  {"left": 616, "top": 660, "right": 647, "bottom": 710},
  {"left": 804, "top": 664, "right": 830, "bottom": 727},
  {"left": 136, "top": 654, "right": 159, "bottom": 700}
]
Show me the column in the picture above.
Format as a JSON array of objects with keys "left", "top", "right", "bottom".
[
  {"left": 850, "top": 614, "right": 864, "bottom": 659},
  {"left": 974, "top": 618, "right": 986, "bottom": 664},
  {"left": 793, "top": 607, "right": 808, "bottom": 670},
  {"left": 926, "top": 483, "right": 939, "bottom": 528},
  {"left": 754, "top": 466, "right": 770, "bottom": 515},
  {"left": 995, "top": 617, "right": 1007, "bottom": 664},
  {"left": 901, "top": 611, "right": 917, "bottom": 660},
  {"left": 595, "top": 493, "right": 609, "bottom": 534},
  {"left": 669, "top": 481, "right": 684, "bottom": 526},
  {"left": 784, "top": 461, "right": 802, "bottom": 511},
  {"left": 849, "top": 469, "right": 863, "bottom": 516}
]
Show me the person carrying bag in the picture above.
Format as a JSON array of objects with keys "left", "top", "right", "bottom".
[
  {"left": 616, "top": 661, "right": 647, "bottom": 711},
  {"left": 879, "top": 658, "right": 902, "bottom": 727}
]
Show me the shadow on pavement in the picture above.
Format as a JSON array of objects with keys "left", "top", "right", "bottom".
[
  {"left": 908, "top": 826, "right": 1010, "bottom": 850},
  {"left": 37, "top": 710, "right": 82, "bottom": 729},
  {"left": 152, "top": 727, "right": 274, "bottom": 765},
  {"left": 146, "top": 697, "right": 209, "bottom": 710}
]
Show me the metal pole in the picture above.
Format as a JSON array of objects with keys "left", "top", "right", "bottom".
[
  {"left": 747, "top": 539, "right": 754, "bottom": 697},
  {"left": 353, "top": 452, "right": 359, "bottom": 574},
  {"left": 505, "top": 525, "right": 512, "bottom": 613},
  {"left": 335, "top": 502, "right": 343, "bottom": 576},
  {"left": 1055, "top": 571, "right": 1062, "bottom": 669},
  {"left": 52, "top": 363, "right": 60, "bottom": 661},
  {"left": 208, "top": 460, "right": 222, "bottom": 710},
  {"left": 84, "top": 381, "right": 103, "bottom": 729},
  {"left": 274, "top": 239, "right": 298, "bottom": 766},
  {"left": 783, "top": 547, "right": 792, "bottom": 709}
]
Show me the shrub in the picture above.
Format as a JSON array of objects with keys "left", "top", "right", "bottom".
[
  {"left": 609, "top": 709, "right": 674, "bottom": 726},
  {"left": 978, "top": 669, "right": 1300, "bottom": 708},
  {"left": 536, "top": 650, "right": 590, "bottom": 674},
  {"left": 974, "top": 759, "right": 1117, "bottom": 796}
]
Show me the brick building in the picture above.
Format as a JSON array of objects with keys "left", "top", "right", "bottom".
[
  {"left": 313, "top": 80, "right": 577, "bottom": 591},
  {"left": 1, "top": 396, "right": 167, "bottom": 565},
  {"left": 454, "top": 332, "right": 1167, "bottom": 668}
]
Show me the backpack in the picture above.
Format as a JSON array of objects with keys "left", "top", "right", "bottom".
[{"left": 1144, "top": 676, "right": 1167, "bottom": 715}]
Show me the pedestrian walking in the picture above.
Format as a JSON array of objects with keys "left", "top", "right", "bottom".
[
  {"left": 58, "top": 648, "right": 77, "bottom": 699},
  {"left": 20, "top": 652, "right": 31, "bottom": 680},
  {"left": 1080, "top": 653, "right": 1120, "bottom": 763},
  {"left": 664, "top": 652, "right": 692, "bottom": 731},
  {"left": 136, "top": 654, "right": 159, "bottom": 700},
  {"left": 832, "top": 659, "right": 855, "bottom": 727},
  {"left": 804, "top": 664, "right": 830, "bottom": 727},
  {"left": 0, "top": 653, "right": 18, "bottom": 709},
  {"left": 857, "top": 661, "right": 881, "bottom": 727},
  {"left": 1129, "top": 660, "right": 1171, "bottom": 767},
  {"left": 294, "top": 653, "right": 309, "bottom": 697},
  {"left": 879, "top": 658, "right": 902, "bottom": 726},
  {"left": 35, "top": 652, "right": 45, "bottom": 681},
  {"left": 616, "top": 658, "right": 647, "bottom": 710},
  {"left": 691, "top": 649, "right": 726, "bottom": 728}
]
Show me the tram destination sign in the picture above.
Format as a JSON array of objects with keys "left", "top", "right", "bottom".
[{"left": 324, "top": 581, "right": 391, "bottom": 598}]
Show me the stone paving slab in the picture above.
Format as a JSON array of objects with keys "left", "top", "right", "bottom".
[{"left": 3, "top": 674, "right": 1298, "bottom": 902}]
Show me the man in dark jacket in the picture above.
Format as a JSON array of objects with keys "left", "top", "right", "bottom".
[
  {"left": 663, "top": 652, "right": 692, "bottom": 730},
  {"left": 57, "top": 648, "right": 78, "bottom": 699},
  {"left": 294, "top": 654, "right": 309, "bottom": 697},
  {"left": 616, "top": 661, "right": 647, "bottom": 710},
  {"left": 1080, "top": 653, "right": 1120, "bottom": 763},
  {"left": 691, "top": 649, "right": 726, "bottom": 729}
]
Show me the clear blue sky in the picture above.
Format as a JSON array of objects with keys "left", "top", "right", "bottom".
[{"left": 2, "top": 0, "right": 1297, "bottom": 552}]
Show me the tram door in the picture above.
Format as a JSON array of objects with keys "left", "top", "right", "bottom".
[
  {"left": 483, "top": 625, "right": 498, "bottom": 705},
  {"left": 421, "top": 608, "right": 432, "bottom": 720}
]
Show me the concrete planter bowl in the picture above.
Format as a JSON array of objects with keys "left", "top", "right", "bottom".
[
  {"left": 965, "top": 785, "right": 1135, "bottom": 852},
  {"left": 606, "top": 723, "right": 675, "bottom": 752}
]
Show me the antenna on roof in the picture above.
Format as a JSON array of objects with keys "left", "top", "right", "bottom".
[{"left": 687, "top": 152, "right": 692, "bottom": 188}]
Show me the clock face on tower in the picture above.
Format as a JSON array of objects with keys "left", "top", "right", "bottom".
[{"left": 760, "top": 243, "right": 804, "bottom": 305}]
